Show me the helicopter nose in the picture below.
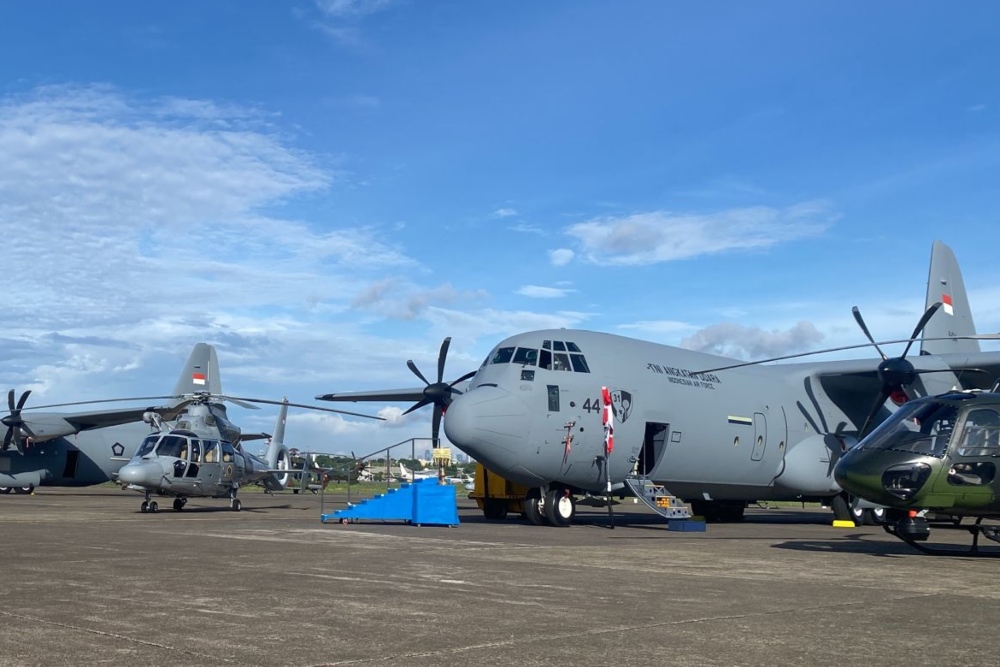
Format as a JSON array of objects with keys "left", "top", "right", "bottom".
[
  {"left": 117, "top": 462, "right": 161, "bottom": 487},
  {"left": 444, "top": 385, "right": 531, "bottom": 473}
]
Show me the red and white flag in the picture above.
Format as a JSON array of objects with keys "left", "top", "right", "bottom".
[
  {"left": 192, "top": 372, "right": 207, "bottom": 386},
  {"left": 601, "top": 386, "right": 614, "bottom": 456},
  {"left": 942, "top": 293, "right": 954, "bottom": 316}
]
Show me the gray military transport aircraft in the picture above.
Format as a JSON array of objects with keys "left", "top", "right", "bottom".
[
  {"left": 319, "top": 241, "right": 1000, "bottom": 526},
  {"left": 0, "top": 344, "right": 215, "bottom": 493}
]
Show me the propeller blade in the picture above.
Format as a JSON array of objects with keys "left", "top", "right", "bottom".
[
  {"left": 431, "top": 405, "right": 443, "bottom": 447},
  {"left": 900, "top": 302, "right": 942, "bottom": 358},
  {"left": 450, "top": 370, "right": 477, "bottom": 387},
  {"left": 436, "top": 337, "right": 451, "bottom": 384},
  {"left": 15, "top": 390, "right": 30, "bottom": 411},
  {"left": 402, "top": 398, "right": 432, "bottom": 416},
  {"left": 852, "top": 306, "right": 887, "bottom": 361},
  {"left": 858, "top": 387, "right": 892, "bottom": 439},
  {"left": 407, "top": 360, "right": 430, "bottom": 386},
  {"left": 2, "top": 428, "right": 11, "bottom": 449}
]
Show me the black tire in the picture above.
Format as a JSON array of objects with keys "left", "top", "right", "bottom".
[
  {"left": 0, "top": 487, "right": 11, "bottom": 495},
  {"left": 148, "top": 501, "right": 159, "bottom": 513},
  {"left": 482, "top": 498, "right": 508, "bottom": 520},
  {"left": 524, "top": 488, "right": 546, "bottom": 526},
  {"left": 140, "top": 501, "right": 149, "bottom": 513},
  {"left": 232, "top": 498, "right": 242, "bottom": 512},
  {"left": 544, "top": 488, "right": 576, "bottom": 527},
  {"left": 830, "top": 494, "right": 854, "bottom": 523},
  {"left": 14, "top": 485, "right": 33, "bottom": 495},
  {"left": 173, "top": 498, "right": 185, "bottom": 511}
]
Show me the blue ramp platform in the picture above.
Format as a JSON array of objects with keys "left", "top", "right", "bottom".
[{"left": 321, "top": 478, "right": 460, "bottom": 526}]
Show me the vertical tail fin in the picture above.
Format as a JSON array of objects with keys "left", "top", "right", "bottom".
[
  {"left": 171, "top": 343, "right": 221, "bottom": 398},
  {"left": 921, "top": 241, "right": 980, "bottom": 355},
  {"left": 266, "top": 398, "right": 289, "bottom": 469}
]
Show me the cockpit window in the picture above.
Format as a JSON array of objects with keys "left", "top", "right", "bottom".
[
  {"left": 491, "top": 347, "right": 515, "bottom": 364},
  {"left": 552, "top": 353, "right": 571, "bottom": 371},
  {"left": 135, "top": 435, "right": 158, "bottom": 458},
  {"left": 570, "top": 354, "right": 590, "bottom": 373},
  {"left": 203, "top": 440, "right": 219, "bottom": 463},
  {"left": 566, "top": 342, "right": 581, "bottom": 352},
  {"left": 512, "top": 347, "right": 538, "bottom": 366},
  {"left": 542, "top": 340, "right": 552, "bottom": 350},
  {"left": 553, "top": 341, "right": 567, "bottom": 351},
  {"left": 860, "top": 399, "right": 958, "bottom": 458},
  {"left": 155, "top": 435, "right": 189, "bottom": 459}
]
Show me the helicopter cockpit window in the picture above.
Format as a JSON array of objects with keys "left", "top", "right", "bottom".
[
  {"left": 860, "top": 399, "right": 958, "bottom": 458},
  {"left": 512, "top": 347, "right": 538, "bottom": 366},
  {"left": 958, "top": 408, "right": 1000, "bottom": 457},
  {"left": 135, "top": 435, "right": 158, "bottom": 458},
  {"left": 155, "top": 435, "right": 189, "bottom": 459},
  {"left": 190, "top": 440, "right": 202, "bottom": 463},
  {"left": 490, "top": 347, "right": 515, "bottom": 364},
  {"left": 221, "top": 442, "right": 235, "bottom": 463}
]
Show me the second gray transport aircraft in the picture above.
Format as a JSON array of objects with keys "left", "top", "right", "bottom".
[{"left": 320, "top": 241, "right": 1000, "bottom": 526}]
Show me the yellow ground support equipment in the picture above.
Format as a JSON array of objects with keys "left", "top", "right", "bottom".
[{"left": 469, "top": 463, "right": 528, "bottom": 520}]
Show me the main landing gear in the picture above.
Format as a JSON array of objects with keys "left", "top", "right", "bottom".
[
  {"left": 229, "top": 488, "right": 242, "bottom": 512},
  {"left": 524, "top": 486, "right": 577, "bottom": 527}
]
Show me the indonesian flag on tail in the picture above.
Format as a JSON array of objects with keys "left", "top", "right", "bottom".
[
  {"left": 602, "top": 386, "right": 614, "bottom": 456},
  {"left": 192, "top": 371, "right": 207, "bottom": 386},
  {"left": 942, "top": 293, "right": 954, "bottom": 316}
]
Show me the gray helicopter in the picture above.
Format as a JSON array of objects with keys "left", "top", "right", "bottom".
[{"left": 113, "top": 344, "right": 382, "bottom": 513}]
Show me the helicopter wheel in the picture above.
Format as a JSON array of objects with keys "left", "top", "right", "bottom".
[
  {"left": 173, "top": 498, "right": 186, "bottom": 512},
  {"left": 140, "top": 501, "right": 148, "bottom": 513},
  {"left": 231, "top": 498, "right": 242, "bottom": 512},
  {"left": 148, "top": 501, "right": 159, "bottom": 513}
]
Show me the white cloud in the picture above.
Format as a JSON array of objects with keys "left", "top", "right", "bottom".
[
  {"left": 493, "top": 207, "right": 517, "bottom": 218},
  {"left": 564, "top": 202, "right": 836, "bottom": 266},
  {"left": 549, "top": 248, "right": 575, "bottom": 266},
  {"left": 680, "top": 321, "right": 824, "bottom": 360},
  {"left": 315, "top": 0, "right": 394, "bottom": 18},
  {"left": 516, "top": 285, "right": 576, "bottom": 299}
]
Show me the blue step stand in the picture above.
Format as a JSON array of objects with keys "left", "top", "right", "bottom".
[{"left": 322, "top": 478, "right": 460, "bottom": 526}]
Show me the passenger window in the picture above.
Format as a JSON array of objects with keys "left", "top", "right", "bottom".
[
  {"left": 570, "top": 354, "right": 590, "bottom": 373},
  {"left": 512, "top": 348, "right": 538, "bottom": 366},
  {"left": 491, "top": 347, "right": 515, "bottom": 364}
]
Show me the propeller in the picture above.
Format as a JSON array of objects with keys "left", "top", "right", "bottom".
[
  {"left": 2, "top": 389, "right": 34, "bottom": 452},
  {"left": 403, "top": 337, "right": 476, "bottom": 447},
  {"left": 853, "top": 302, "right": 942, "bottom": 437}
]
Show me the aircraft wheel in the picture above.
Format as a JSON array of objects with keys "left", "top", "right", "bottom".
[
  {"left": 14, "top": 485, "right": 33, "bottom": 495},
  {"left": 544, "top": 488, "right": 575, "bottom": 527},
  {"left": 0, "top": 487, "right": 11, "bottom": 495},
  {"left": 830, "top": 494, "right": 854, "bottom": 523},
  {"left": 523, "top": 488, "right": 546, "bottom": 526},
  {"left": 231, "top": 498, "right": 242, "bottom": 512},
  {"left": 173, "top": 498, "right": 186, "bottom": 511},
  {"left": 140, "top": 501, "right": 149, "bottom": 513},
  {"left": 482, "top": 498, "right": 508, "bottom": 520},
  {"left": 148, "top": 501, "right": 159, "bottom": 513}
]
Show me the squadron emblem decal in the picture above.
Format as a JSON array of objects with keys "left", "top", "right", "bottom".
[{"left": 611, "top": 390, "right": 633, "bottom": 424}]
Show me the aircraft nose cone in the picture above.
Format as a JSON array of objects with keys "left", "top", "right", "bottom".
[
  {"left": 445, "top": 386, "right": 530, "bottom": 472},
  {"left": 117, "top": 462, "right": 160, "bottom": 487}
]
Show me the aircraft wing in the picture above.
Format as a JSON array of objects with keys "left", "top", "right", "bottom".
[
  {"left": 60, "top": 403, "right": 190, "bottom": 431},
  {"left": 792, "top": 351, "right": 1000, "bottom": 433},
  {"left": 316, "top": 387, "right": 427, "bottom": 403}
]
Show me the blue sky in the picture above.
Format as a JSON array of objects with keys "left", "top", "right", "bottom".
[{"left": 1, "top": 1, "right": 999, "bottom": 455}]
